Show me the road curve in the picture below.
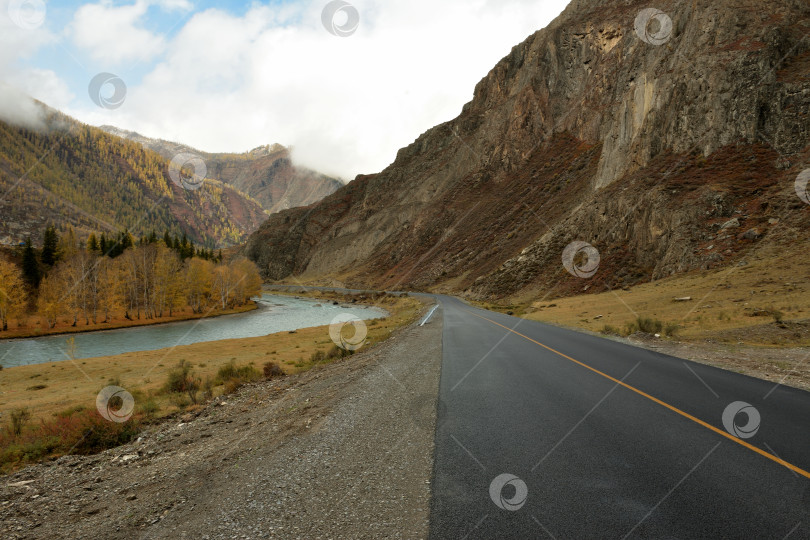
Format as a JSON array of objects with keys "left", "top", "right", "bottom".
[{"left": 429, "top": 295, "right": 810, "bottom": 539}]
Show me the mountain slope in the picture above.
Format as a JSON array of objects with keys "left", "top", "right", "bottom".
[
  {"left": 244, "top": 0, "right": 810, "bottom": 298},
  {"left": 101, "top": 127, "right": 343, "bottom": 215},
  {"left": 0, "top": 110, "right": 267, "bottom": 247}
]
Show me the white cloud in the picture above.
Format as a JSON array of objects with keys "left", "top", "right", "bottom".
[
  {"left": 69, "top": 0, "right": 192, "bottom": 65},
  {"left": 8, "top": 68, "right": 74, "bottom": 111},
  {"left": 0, "top": 0, "right": 63, "bottom": 127},
  {"left": 0, "top": 83, "right": 46, "bottom": 129},
  {"left": 58, "top": 0, "right": 569, "bottom": 179}
]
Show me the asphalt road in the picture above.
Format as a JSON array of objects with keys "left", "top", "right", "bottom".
[{"left": 428, "top": 295, "right": 810, "bottom": 539}]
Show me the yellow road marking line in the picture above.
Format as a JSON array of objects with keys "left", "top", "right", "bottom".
[{"left": 464, "top": 308, "right": 810, "bottom": 481}]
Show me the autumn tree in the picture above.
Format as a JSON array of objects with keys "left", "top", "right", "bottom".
[
  {"left": 185, "top": 258, "right": 213, "bottom": 313},
  {"left": 211, "top": 258, "right": 262, "bottom": 309},
  {"left": 230, "top": 257, "right": 262, "bottom": 306},
  {"left": 96, "top": 256, "right": 123, "bottom": 322},
  {"left": 212, "top": 264, "right": 234, "bottom": 309},
  {"left": 58, "top": 227, "right": 78, "bottom": 259},
  {"left": 153, "top": 245, "right": 184, "bottom": 317},
  {"left": 31, "top": 239, "right": 260, "bottom": 329},
  {"left": 0, "top": 258, "right": 26, "bottom": 331},
  {"left": 56, "top": 251, "right": 95, "bottom": 326},
  {"left": 37, "top": 274, "right": 66, "bottom": 328}
]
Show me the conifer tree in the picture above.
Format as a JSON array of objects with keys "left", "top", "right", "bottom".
[
  {"left": 87, "top": 233, "right": 100, "bottom": 253},
  {"left": 21, "top": 237, "right": 40, "bottom": 287},
  {"left": 41, "top": 225, "right": 59, "bottom": 267}
]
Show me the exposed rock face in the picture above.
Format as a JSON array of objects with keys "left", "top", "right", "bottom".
[
  {"left": 102, "top": 127, "right": 343, "bottom": 214},
  {"left": 244, "top": 0, "right": 810, "bottom": 299}
]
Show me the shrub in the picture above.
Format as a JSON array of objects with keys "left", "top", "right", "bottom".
[
  {"left": 1, "top": 408, "right": 141, "bottom": 472},
  {"left": 215, "top": 361, "right": 260, "bottom": 383},
  {"left": 169, "top": 393, "right": 190, "bottom": 409},
  {"left": 185, "top": 375, "right": 201, "bottom": 405},
  {"left": 600, "top": 325, "right": 621, "bottom": 336},
  {"left": 224, "top": 379, "right": 242, "bottom": 394},
  {"left": 664, "top": 323, "right": 680, "bottom": 337},
  {"left": 216, "top": 361, "right": 261, "bottom": 395},
  {"left": 263, "top": 362, "right": 285, "bottom": 379},
  {"left": 9, "top": 408, "right": 30, "bottom": 436},
  {"left": 138, "top": 397, "right": 160, "bottom": 419},
  {"left": 68, "top": 412, "right": 140, "bottom": 454},
  {"left": 636, "top": 317, "right": 663, "bottom": 334},
  {"left": 326, "top": 345, "right": 352, "bottom": 360},
  {"left": 202, "top": 377, "right": 214, "bottom": 401},
  {"left": 308, "top": 350, "right": 327, "bottom": 364},
  {"left": 164, "top": 360, "right": 193, "bottom": 394}
]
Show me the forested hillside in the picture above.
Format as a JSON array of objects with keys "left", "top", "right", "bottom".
[
  {"left": 102, "top": 126, "right": 343, "bottom": 214},
  {"left": 0, "top": 110, "right": 267, "bottom": 248}
]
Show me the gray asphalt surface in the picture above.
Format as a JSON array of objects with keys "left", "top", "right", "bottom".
[{"left": 429, "top": 295, "right": 810, "bottom": 539}]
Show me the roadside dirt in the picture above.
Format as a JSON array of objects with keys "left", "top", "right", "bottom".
[
  {"left": 620, "top": 334, "right": 810, "bottom": 393},
  {"left": 0, "top": 303, "right": 443, "bottom": 539}
]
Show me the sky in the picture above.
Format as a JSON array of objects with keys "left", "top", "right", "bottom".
[{"left": 0, "top": 0, "right": 569, "bottom": 180}]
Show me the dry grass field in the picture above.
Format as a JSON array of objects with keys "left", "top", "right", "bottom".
[
  {"left": 0, "top": 294, "right": 421, "bottom": 423},
  {"left": 476, "top": 241, "right": 810, "bottom": 347}
]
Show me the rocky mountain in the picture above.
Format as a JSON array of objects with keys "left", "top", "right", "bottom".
[
  {"left": 0, "top": 109, "right": 267, "bottom": 248},
  {"left": 244, "top": 0, "right": 810, "bottom": 299},
  {"left": 101, "top": 127, "right": 343, "bottom": 215}
]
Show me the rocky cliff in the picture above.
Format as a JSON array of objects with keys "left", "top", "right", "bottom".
[
  {"left": 102, "top": 127, "right": 343, "bottom": 215},
  {"left": 244, "top": 0, "right": 810, "bottom": 299}
]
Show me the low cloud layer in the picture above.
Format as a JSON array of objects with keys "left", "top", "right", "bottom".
[{"left": 1, "top": 0, "right": 568, "bottom": 180}]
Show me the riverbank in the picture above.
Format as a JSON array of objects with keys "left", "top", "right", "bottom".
[
  {"left": 0, "top": 294, "right": 423, "bottom": 472},
  {"left": 0, "top": 302, "right": 258, "bottom": 340},
  {"left": 0, "top": 298, "right": 440, "bottom": 539}
]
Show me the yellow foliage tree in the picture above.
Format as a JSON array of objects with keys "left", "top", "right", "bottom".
[
  {"left": 37, "top": 274, "right": 66, "bottom": 329},
  {"left": 0, "top": 258, "right": 27, "bottom": 331},
  {"left": 185, "top": 258, "right": 214, "bottom": 313}
]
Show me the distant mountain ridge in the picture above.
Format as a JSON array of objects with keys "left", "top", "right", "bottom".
[
  {"left": 101, "top": 126, "right": 343, "bottom": 215},
  {"left": 0, "top": 108, "right": 267, "bottom": 248}
]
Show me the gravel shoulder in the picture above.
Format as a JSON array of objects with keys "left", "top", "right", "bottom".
[
  {"left": 620, "top": 334, "right": 810, "bottom": 392},
  {"left": 1, "top": 302, "right": 443, "bottom": 540}
]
